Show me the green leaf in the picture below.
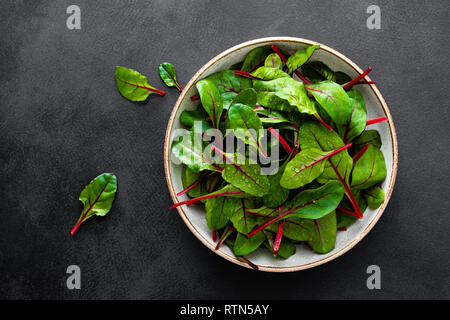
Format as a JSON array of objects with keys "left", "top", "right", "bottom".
[
  {"left": 276, "top": 239, "right": 297, "bottom": 259},
  {"left": 253, "top": 77, "right": 316, "bottom": 116},
  {"left": 179, "top": 109, "right": 208, "bottom": 128},
  {"left": 222, "top": 163, "right": 270, "bottom": 197},
  {"left": 234, "top": 232, "right": 266, "bottom": 256},
  {"left": 286, "top": 181, "right": 344, "bottom": 219},
  {"left": 115, "top": 66, "right": 165, "bottom": 101},
  {"left": 301, "top": 61, "right": 337, "bottom": 83},
  {"left": 230, "top": 199, "right": 258, "bottom": 235},
  {"left": 181, "top": 166, "right": 207, "bottom": 198},
  {"left": 264, "top": 53, "right": 283, "bottom": 69},
  {"left": 351, "top": 144, "right": 387, "bottom": 190},
  {"left": 307, "top": 211, "right": 337, "bottom": 254},
  {"left": 336, "top": 189, "right": 366, "bottom": 228},
  {"left": 280, "top": 148, "right": 330, "bottom": 189},
  {"left": 70, "top": 173, "right": 117, "bottom": 235},
  {"left": 337, "top": 89, "right": 367, "bottom": 142},
  {"left": 205, "top": 70, "right": 253, "bottom": 109},
  {"left": 353, "top": 130, "right": 382, "bottom": 153},
  {"left": 207, "top": 184, "right": 249, "bottom": 198},
  {"left": 158, "top": 62, "right": 181, "bottom": 91},
  {"left": 205, "top": 196, "right": 239, "bottom": 231},
  {"left": 262, "top": 165, "right": 290, "bottom": 208},
  {"left": 171, "top": 131, "right": 217, "bottom": 172},
  {"left": 299, "top": 122, "right": 353, "bottom": 185},
  {"left": 252, "top": 66, "right": 290, "bottom": 80},
  {"left": 226, "top": 103, "right": 264, "bottom": 151},
  {"left": 252, "top": 207, "right": 313, "bottom": 241},
  {"left": 241, "top": 45, "right": 272, "bottom": 72},
  {"left": 286, "top": 45, "right": 320, "bottom": 74},
  {"left": 196, "top": 79, "right": 223, "bottom": 128},
  {"left": 364, "top": 186, "right": 385, "bottom": 209},
  {"left": 306, "top": 81, "right": 353, "bottom": 125},
  {"left": 257, "top": 109, "right": 291, "bottom": 126},
  {"left": 230, "top": 88, "right": 257, "bottom": 109}
]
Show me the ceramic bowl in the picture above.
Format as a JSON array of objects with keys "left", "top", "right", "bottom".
[{"left": 164, "top": 37, "right": 398, "bottom": 272}]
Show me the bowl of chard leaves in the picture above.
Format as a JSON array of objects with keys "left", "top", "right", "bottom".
[{"left": 165, "top": 37, "right": 398, "bottom": 272}]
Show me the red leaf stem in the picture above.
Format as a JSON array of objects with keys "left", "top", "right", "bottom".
[
  {"left": 328, "top": 161, "right": 363, "bottom": 218},
  {"left": 273, "top": 220, "right": 284, "bottom": 256},
  {"left": 170, "top": 191, "right": 244, "bottom": 209},
  {"left": 342, "top": 67, "right": 372, "bottom": 90},
  {"left": 366, "top": 117, "right": 387, "bottom": 126},
  {"left": 352, "top": 143, "right": 369, "bottom": 163},
  {"left": 268, "top": 127, "right": 292, "bottom": 153},
  {"left": 233, "top": 70, "right": 263, "bottom": 80},
  {"left": 271, "top": 44, "right": 311, "bottom": 84}
]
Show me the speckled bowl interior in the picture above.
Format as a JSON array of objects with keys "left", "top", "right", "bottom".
[{"left": 164, "top": 37, "right": 398, "bottom": 272}]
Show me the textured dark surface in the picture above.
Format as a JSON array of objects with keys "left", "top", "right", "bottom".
[{"left": 1, "top": 0, "right": 449, "bottom": 300}]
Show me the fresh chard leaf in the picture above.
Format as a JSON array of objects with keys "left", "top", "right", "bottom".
[
  {"left": 280, "top": 148, "right": 330, "bottom": 189},
  {"left": 234, "top": 231, "right": 266, "bottom": 256},
  {"left": 196, "top": 79, "right": 223, "bottom": 128},
  {"left": 286, "top": 45, "right": 320, "bottom": 74},
  {"left": 305, "top": 81, "right": 353, "bottom": 125},
  {"left": 221, "top": 162, "right": 270, "bottom": 197},
  {"left": 115, "top": 66, "right": 166, "bottom": 101},
  {"left": 276, "top": 239, "right": 296, "bottom": 259},
  {"left": 299, "top": 122, "right": 353, "bottom": 185},
  {"left": 230, "top": 199, "right": 258, "bottom": 235},
  {"left": 264, "top": 53, "right": 283, "bottom": 69},
  {"left": 351, "top": 144, "right": 387, "bottom": 190},
  {"left": 181, "top": 166, "right": 207, "bottom": 198},
  {"left": 248, "top": 181, "right": 344, "bottom": 237},
  {"left": 287, "top": 181, "right": 344, "bottom": 219},
  {"left": 257, "top": 109, "right": 292, "bottom": 126},
  {"left": 241, "top": 45, "right": 272, "bottom": 72},
  {"left": 252, "top": 66, "right": 290, "bottom": 80},
  {"left": 205, "top": 70, "right": 253, "bottom": 109},
  {"left": 363, "top": 186, "right": 385, "bottom": 209},
  {"left": 205, "top": 196, "right": 239, "bottom": 231},
  {"left": 207, "top": 184, "right": 249, "bottom": 198},
  {"left": 337, "top": 89, "right": 367, "bottom": 142},
  {"left": 158, "top": 62, "right": 182, "bottom": 91},
  {"left": 353, "top": 129, "right": 382, "bottom": 153},
  {"left": 262, "top": 165, "right": 290, "bottom": 208},
  {"left": 70, "top": 173, "right": 117, "bottom": 235},
  {"left": 307, "top": 211, "right": 337, "bottom": 254},
  {"left": 230, "top": 88, "right": 258, "bottom": 108},
  {"left": 171, "top": 131, "right": 218, "bottom": 172},
  {"left": 179, "top": 109, "right": 209, "bottom": 128},
  {"left": 226, "top": 103, "right": 265, "bottom": 154},
  {"left": 301, "top": 61, "right": 337, "bottom": 83},
  {"left": 253, "top": 77, "right": 316, "bottom": 116},
  {"left": 336, "top": 189, "right": 367, "bottom": 228},
  {"left": 250, "top": 207, "right": 313, "bottom": 241}
]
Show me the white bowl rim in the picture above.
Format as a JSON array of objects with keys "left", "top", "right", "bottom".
[{"left": 164, "top": 36, "right": 398, "bottom": 272}]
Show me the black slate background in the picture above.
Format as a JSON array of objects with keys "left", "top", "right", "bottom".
[{"left": 1, "top": 0, "right": 449, "bottom": 300}]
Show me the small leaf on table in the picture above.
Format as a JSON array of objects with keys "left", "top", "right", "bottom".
[
  {"left": 115, "top": 66, "right": 165, "bottom": 101},
  {"left": 158, "top": 62, "right": 182, "bottom": 91},
  {"left": 70, "top": 173, "right": 117, "bottom": 235}
]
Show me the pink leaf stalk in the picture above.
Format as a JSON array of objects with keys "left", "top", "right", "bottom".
[
  {"left": 268, "top": 127, "right": 293, "bottom": 153},
  {"left": 366, "top": 117, "right": 387, "bottom": 126},
  {"left": 343, "top": 67, "right": 372, "bottom": 90}
]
